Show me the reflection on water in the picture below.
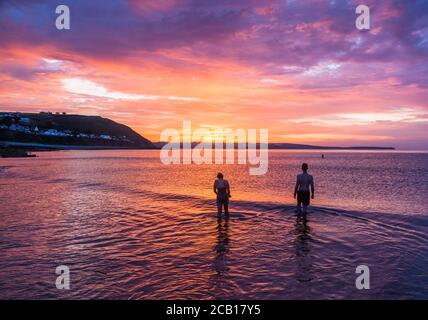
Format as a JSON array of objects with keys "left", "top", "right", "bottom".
[
  {"left": 214, "top": 217, "right": 230, "bottom": 275},
  {"left": 209, "top": 217, "right": 231, "bottom": 297},
  {"left": 294, "top": 216, "right": 313, "bottom": 283},
  {"left": 1, "top": 150, "right": 428, "bottom": 299}
]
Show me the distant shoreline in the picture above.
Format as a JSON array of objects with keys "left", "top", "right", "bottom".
[
  {"left": 153, "top": 141, "right": 395, "bottom": 151},
  {"left": 1, "top": 112, "right": 396, "bottom": 151},
  {"left": 1, "top": 140, "right": 396, "bottom": 151},
  {"left": 0, "top": 141, "right": 147, "bottom": 151}
]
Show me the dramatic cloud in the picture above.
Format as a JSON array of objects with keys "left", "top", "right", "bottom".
[
  {"left": 61, "top": 78, "right": 200, "bottom": 102},
  {"left": 0, "top": 0, "right": 427, "bottom": 148},
  {"left": 289, "top": 108, "right": 428, "bottom": 127}
]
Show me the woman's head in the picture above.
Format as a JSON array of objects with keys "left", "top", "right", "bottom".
[{"left": 217, "top": 172, "right": 224, "bottom": 179}]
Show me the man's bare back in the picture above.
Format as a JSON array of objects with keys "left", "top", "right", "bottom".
[{"left": 296, "top": 172, "right": 314, "bottom": 192}]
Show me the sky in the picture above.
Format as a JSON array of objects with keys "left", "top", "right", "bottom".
[{"left": 0, "top": 0, "right": 427, "bottom": 149}]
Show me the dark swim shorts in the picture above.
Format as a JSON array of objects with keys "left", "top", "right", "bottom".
[
  {"left": 297, "top": 191, "right": 310, "bottom": 206},
  {"left": 217, "top": 193, "right": 229, "bottom": 204}
]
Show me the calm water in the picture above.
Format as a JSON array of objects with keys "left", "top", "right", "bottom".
[{"left": 1, "top": 150, "right": 428, "bottom": 299}]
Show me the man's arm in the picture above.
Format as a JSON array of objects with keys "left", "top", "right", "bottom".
[
  {"left": 226, "top": 181, "right": 231, "bottom": 197},
  {"left": 310, "top": 177, "right": 315, "bottom": 199},
  {"left": 213, "top": 181, "right": 217, "bottom": 195},
  {"left": 294, "top": 176, "right": 299, "bottom": 198}
]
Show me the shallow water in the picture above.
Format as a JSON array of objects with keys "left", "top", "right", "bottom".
[{"left": 1, "top": 150, "right": 428, "bottom": 299}]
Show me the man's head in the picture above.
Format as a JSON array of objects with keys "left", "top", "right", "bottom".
[
  {"left": 302, "top": 163, "right": 308, "bottom": 172},
  {"left": 217, "top": 172, "right": 224, "bottom": 179}
]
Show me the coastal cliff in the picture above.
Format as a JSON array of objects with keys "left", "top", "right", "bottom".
[{"left": 0, "top": 112, "right": 156, "bottom": 150}]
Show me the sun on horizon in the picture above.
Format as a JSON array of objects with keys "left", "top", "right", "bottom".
[{"left": 0, "top": 0, "right": 427, "bottom": 149}]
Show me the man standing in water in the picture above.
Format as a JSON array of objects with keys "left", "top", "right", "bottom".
[
  {"left": 294, "top": 163, "right": 315, "bottom": 216},
  {"left": 213, "top": 172, "right": 231, "bottom": 218}
]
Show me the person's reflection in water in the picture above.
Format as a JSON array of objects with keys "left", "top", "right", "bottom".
[
  {"left": 214, "top": 216, "right": 230, "bottom": 275},
  {"left": 209, "top": 216, "right": 231, "bottom": 296},
  {"left": 294, "top": 215, "right": 314, "bottom": 283}
]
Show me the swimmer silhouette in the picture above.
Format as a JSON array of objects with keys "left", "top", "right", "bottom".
[
  {"left": 213, "top": 172, "right": 231, "bottom": 218},
  {"left": 294, "top": 163, "right": 315, "bottom": 216}
]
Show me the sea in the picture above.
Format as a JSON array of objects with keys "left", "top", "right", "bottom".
[{"left": 1, "top": 149, "right": 428, "bottom": 299}]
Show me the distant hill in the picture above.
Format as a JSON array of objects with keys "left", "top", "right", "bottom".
[
  {"left": 153, "top": 142, "right": 395, "bottom": 150},
  {"left": 0, "top": 112, "right": 155, "bottom": 149},
  {"left": 268, "top": 143, "right": 395, "bottom": 150},
  {"left": 0, "top": 112, "right": 395, "bottom": 151}
]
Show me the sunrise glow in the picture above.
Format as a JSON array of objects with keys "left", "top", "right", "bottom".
[{"left": 0, "top": 0, "right": 427, "bottom": 149}]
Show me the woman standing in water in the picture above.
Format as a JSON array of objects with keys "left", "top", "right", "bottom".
[{"left": 213, "top": 173, "right": 231, "bottom": 218}]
